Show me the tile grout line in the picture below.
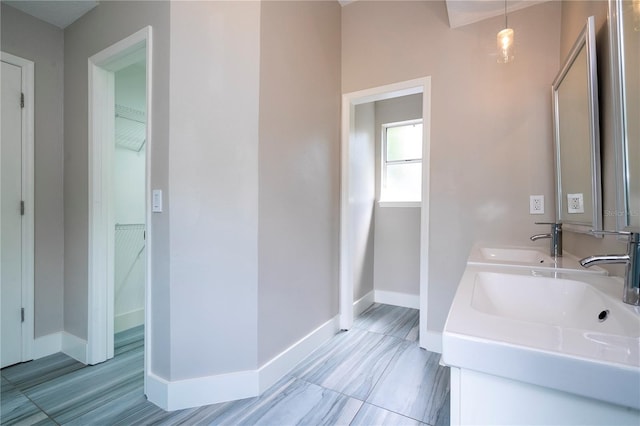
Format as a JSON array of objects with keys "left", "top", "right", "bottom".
[
  {"left": 301, "top": 321, "right": 423, "bottom": 424},
  {"left": 4, "top": 377, "right": 60, "bottom": 426}
]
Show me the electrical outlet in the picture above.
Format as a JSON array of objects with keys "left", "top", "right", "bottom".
[
  {"left": 530, "top": 195, "right": 544, "bottom": 214},
  {"left": 567, "top": 193, "right": 584, "bottom": 214}
]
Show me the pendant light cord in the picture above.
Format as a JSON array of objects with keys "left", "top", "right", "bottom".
[{"left": 504, "top": 0, "right": 508, "bottom": 28}]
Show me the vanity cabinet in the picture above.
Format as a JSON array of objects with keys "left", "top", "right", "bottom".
[{"left": 449, "top": 367, "right": 640, "bottom": 425}]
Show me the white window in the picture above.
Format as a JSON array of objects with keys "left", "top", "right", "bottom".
[{"left": 381, "top": 120, "right": 423, "bottom": 202}]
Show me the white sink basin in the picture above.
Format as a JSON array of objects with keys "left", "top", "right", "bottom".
[
  {"left": 443, "top": 265, "right": 640, "bottom": 410},
  {"left": 472, "top": 272, "right": 639, "bottom": 336},
  {"left": 479, "top": 247, "right": 552, "bottom": 263},
  {"left": 468, "top": 244, "right": 607, "bottom": 274}
]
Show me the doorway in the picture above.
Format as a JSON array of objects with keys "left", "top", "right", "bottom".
[
  {"left": 1, "top": 52, "right": 34, "bottom": 368},
  {"left": 113, "top": 61, "right": 146, "bottom": 335},
  {"left": 87, "top": 27, "right": 152, "bottom": 375},
  {"left": 340, "top": 77, "right": 432, "bottom": 350}
]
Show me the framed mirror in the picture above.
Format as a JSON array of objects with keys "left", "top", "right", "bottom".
[
  {"left": 552, "top": 15, "right": 603, "bottom": 234},
  {"left": 610, "top": 0, "right": 640, "bottom": 231}
]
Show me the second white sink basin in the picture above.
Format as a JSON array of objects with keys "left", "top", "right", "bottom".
[
  {"left": 468, "top": 244, "right": 607, "bottom": 274},
  {"left": 479, "top": 247, "right": 551, "bottom": 263}
]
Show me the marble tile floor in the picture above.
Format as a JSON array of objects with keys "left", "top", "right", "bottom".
[{"left": 1, "top": 304, "right": 450, "bottom": 425}]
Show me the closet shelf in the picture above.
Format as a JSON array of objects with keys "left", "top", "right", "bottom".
[{"left": 115, "top": 104, "right": 146, "bottom": 152}]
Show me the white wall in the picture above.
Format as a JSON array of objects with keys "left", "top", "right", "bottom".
[
  {"left": 1, "top": 4, "right": 65, "bottom": 338},
  {"left": 257, "top": 0, "right": 342, "bottom": 365},
  {"left": 342, "top": 0, "right": 562, "bottom": 338},
  {"left": 169, "top": 0, "right": 260, "bottom": 379},
  {"left": 351, "top": 103, "right": 376, "bottom": 301},
  {"left": 373, "top": 94, "right": 422, "bottom": 296}
]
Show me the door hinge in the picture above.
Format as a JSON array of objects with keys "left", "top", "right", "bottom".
[
  {"left": 21, "top": 308, "right": 25, "bottom": 323},
  {"left": 20, "top": 92, "right": 24, "bottom": 108},
  {"left": 20, "top": 201, "right": 25, "bottom": 216}
]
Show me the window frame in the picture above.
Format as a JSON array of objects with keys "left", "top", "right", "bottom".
[{"left": 380, "top": 118, "right": 423, "bottom": 204}]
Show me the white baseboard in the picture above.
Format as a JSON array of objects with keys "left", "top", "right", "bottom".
[
  {"left": 146, "top": 370, "right": 258, "bottom": 411},
  {"left": 146, "top": 315, "right": 341, "bottom": 411},
  {"left": 353, "top": 291, "right": 374, "bottom": 317},
  {"left": 258, "top": 315, "right": 339, "bottom": 393},
  {"left": 32, "top": 332, "right": 62, "bottom": 359},
  {"left": 424, "top": 330, "right": 442, "bottom": 354},
  {"left": 115, "top": 308, "right": 144, "bottom": 333},
  {"left": 374, "top": 290, "right": 420, "bottom": 309},
  {"left": 62, "top": 332, "right": 88, "bottom": 364}
]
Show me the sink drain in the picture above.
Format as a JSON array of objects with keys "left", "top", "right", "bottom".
[{"left": 598, "top": 309, "right": 609, "bottom": 322}]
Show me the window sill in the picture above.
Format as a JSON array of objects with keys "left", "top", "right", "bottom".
[{"left": 378, "top": 201, "right": 422, "bottom": 208}]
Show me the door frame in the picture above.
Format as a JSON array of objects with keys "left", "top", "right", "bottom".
[
  {"left": 87, "top": 27, "right": 152, "bottom": 370},
  {"left": 340, "top": 77, "right": 432, "bottom": 349},
  {"left": 1, "top": 51, "right": 35, "bottom": 362}
]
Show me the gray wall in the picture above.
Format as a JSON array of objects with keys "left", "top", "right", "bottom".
[
  {"left": 351, "top": 103, "right": 376, "bottom": 301},
  {"left": 1, "top": 4, "right": 65, "bottom": 338},
  {"left": 63, "top": 0, "right": 171, "bottom": 376},
  {"left": 342, "top": 0, "right": 562, "bottom": 335},
  {"left": 373, "top": 94, "right": 422, "bottom": 296},
  {"left": 559, "top": 1, "right": 627, "bottom": 274},
  {"left": 257, "top": 0, "right": 341, "bottom": 365},
  {"left": 168, "top": 0, "right": 260, "bottom": 379}
]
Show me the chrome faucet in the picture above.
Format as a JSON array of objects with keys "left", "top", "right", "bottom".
[
  {"left": 580, "top": 232, "right": 640, "bottom": 306},
  {"left": 530, "top": 222, "right": 563, "bottom": 258}
]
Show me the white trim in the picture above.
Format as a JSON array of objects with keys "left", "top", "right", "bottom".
[
  {"left": 147, "top": 370, "right": 258, "bottom": 412},
  {"left": 143, "top": 27, "right": 154, "bottom": 397},
  {"left": 115, "top": 308, "right": 144, "bottom": 333},
  {"left": 87, "top": 62, "right": 115, "bottom": 364},
  {"left": 1, "top": 52, "right": 35, "bottom": 363},
  {"left": 340, "top": 77, "right": 431, "bottom": 343},
  {"left": 145, "top": 374, "right": 169, "bottom": 411},
  {"left": 339, "top": 96, "right": 354, "bottom": 329},
  {"left": 32, "top": 332, "right": 62, "bottom": 359},
  {"left": 257, "top": 315, "right": 340, "bottom": 393},
  {"left": 378, "top": 201, "right": 421, "bottom": 208},
  {"left": 87, "top": 27, "right": 152, "bottom": 369},
  {"left": 62, "top": 332, "right": 88, "bottom": 364},
  {"left": 147, "top": 315, "right": 341, "bottom": 411},
  {"left": 34, "top": 332, "right": 98, "bottom": 362},
  {"left": 424, "top": 330, "right": 443, "bottom": 354},
  {"left": 374, "top": 290, "right": 420, "bottom": 309},
  {"left": 353, "top": 291, "right": 375, "bottom": 318},
  {"left": 419, "top": 80, "right": 432, "bottom": 351}
]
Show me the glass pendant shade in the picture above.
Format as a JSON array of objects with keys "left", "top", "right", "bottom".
[{"left": 497, "top": 28, "right": 515, "bottom": 63}]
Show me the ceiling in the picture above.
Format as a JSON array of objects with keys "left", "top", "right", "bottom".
[
  {"left": 4, "top": 0, "right": 549, "bottom": 31},
  {"left": 3, "top": 0, "right": 99, "bottom": 29},
  {"left": 340, "top": 0, "right": 549, "bottom": 29},
  {"left": 444, "top": 0, "right": 549, "bottom": 29}
]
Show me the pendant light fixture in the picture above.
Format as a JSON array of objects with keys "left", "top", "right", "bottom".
[{"left": 497, "top": 0, "right": 515, "bottom": 63}]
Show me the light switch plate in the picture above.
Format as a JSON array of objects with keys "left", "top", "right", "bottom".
[
  {"left": 152, "top": 189, "right": 163, "bottom": 213},
  {"left": 567, "top": 193, "right": 584, "bottom": 214},
  {"left": 530, "top": 195, "right": 544, "bottom": 214}
]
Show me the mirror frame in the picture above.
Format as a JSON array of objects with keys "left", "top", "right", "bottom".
[
  {"left": 552, "top": 15, "right": 603, "bottom": 235},
  {"left": 609, "top": 0, "right": 638, "bottom": 231}
]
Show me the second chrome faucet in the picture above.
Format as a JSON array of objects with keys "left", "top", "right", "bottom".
[{"left": 530, "top": 222, "right": 563, "bottom": 258}]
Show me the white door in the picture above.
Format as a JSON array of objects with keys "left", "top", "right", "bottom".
[{"left": 1, "top": 60, "right": 24, "bottom": 368}]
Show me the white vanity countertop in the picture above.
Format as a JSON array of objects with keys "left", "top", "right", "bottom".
[
  {"left": 442, "top": 264, "right": 640, "bottom": 410},
  {"left": 467, "top": 243, "right": 608, "bottom": 274}
]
